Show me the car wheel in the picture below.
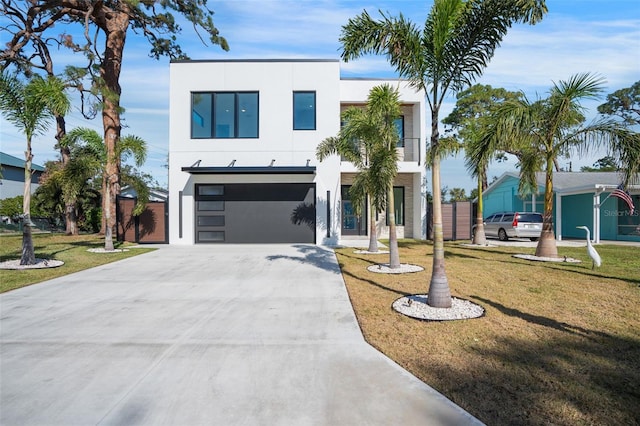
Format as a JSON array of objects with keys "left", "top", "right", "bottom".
[
  {"left": 498, "top": 228, "right": 508, "bottom": 241},
  {"left": 530, "top": 237, "right": 539, "bottom": 241}
]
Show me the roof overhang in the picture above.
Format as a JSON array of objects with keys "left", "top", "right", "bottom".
[{"left": 181, "top": 166, "right": 316, "bottom": 175}]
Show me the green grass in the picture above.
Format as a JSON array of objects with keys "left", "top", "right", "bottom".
[
  {"left": 337, "top": 240, "right": 640, "bottom": 426},
  {"left": 0, "top": 233, "right": 154, "bottom": 293}
]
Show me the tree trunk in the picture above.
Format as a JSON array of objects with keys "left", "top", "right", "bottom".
[
  {"left": 99, "top": 12, "right": 129, "bottom": 250},
  {"left": 55, "top": 114, "right": 79, "bottom": 235},
  {"left": 100, "top": 173, "right": 107, "bottom": 236},
  {"left": 387, "top": 185, "right": 400, "bottom": 268},
  {"left": 66, "top": 203, "right": 78, "bottom": 235},
  {"left": 535, "top": 157, "right": 558, "bottom": 258},
  {"left": 427, "top": 108, "right": 451, "bottom": 308},
  {"left": 367, "top": 197, "right": 378, "bottom": 253},
  {"left": 20, "top": 139, "right": 35, "bottom": 265},
  {"left": 472, "top": 176, "right": 487, "bottom": 245}
]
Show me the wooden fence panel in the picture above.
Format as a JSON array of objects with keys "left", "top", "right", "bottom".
[
  {"left": 442, "top": 203, "right": 454, "bottom": 240},
  {"left": 455, "top": 201, "right": 472, "bottom": 240},
  {"left": 427, "top": 201, "right": 473, "bottom": 241},
  {"left": 117, "top": 196, "right": 168, "bottom": 244}
]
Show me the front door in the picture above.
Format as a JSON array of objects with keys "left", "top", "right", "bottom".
[{"left": 341, "top": 185, "right": 366, "bottom": 236}]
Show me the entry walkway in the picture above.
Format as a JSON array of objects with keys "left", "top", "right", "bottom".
[{"left": 0, "top": 244, "right": 482, "bottom": 425}]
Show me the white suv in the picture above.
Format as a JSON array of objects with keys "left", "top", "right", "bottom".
[{"left": 475, "top": 212, "right": 544, "bottom": 241}]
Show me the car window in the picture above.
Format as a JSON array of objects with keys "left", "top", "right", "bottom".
[
  {"left": 485, "top": 215, "right": 495, "bottom": 222},
  {"left": 490, "top": 215, "right": 503, "bottom": 222},
  {"left": 518, "top": 213, "right": 543, "bottom": 223},
  {"left": 502, "top": 214, "right": 514, "bottom": 223}
]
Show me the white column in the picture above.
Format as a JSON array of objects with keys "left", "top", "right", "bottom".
[
  {"left": 594, "top": 193, "right": 601, "bottom": 243},
  {"left": 531, "top": 193, "right": 536, "bottom": 212},
  {"left": 555, "top": 192, "right": 562, "bottom": 241}
]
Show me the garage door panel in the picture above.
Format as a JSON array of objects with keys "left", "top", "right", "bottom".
[
  {"left": 195, "top": 183, "right": 315, "bottom": 244},
  {"left": 225, "top": 201, "right": 314, "bottom": 243}
]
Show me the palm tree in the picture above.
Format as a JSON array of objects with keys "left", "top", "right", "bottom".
[
  {"left": 340, "top": 0, "right": 547, "bottom": 307},
  {"left": 316, "top": 118, "right": 384, "bottom": 254},
  {"left": 62, "top": 128, "right": 148, "bottom": 248},
  {"left": 0, "top": 72, "right": 70, "bottom": 264},
  {"left": 317, "top": 84, "right": 402, "bottom": 267},
  {"left": 465, "top": 132, "right": 491, "bottom": 245},
  {"left": 53, "top": 128, "right": 104, "bottom": 235},
  {"left": 480, "top": 72, "right": 637, "bottom": 257},
  {"left": 445, "top": 84, "right": 522, "bottom": 245}
]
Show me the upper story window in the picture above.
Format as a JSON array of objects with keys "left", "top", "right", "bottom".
[
  {"left": 191, "top": 92, "right": 259, "bottom": 139},
  {"left": 293, "top": 91, "right": 316, "bottom": 130}
]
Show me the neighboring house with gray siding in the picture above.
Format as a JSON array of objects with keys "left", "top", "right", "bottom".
[{"left": 0, "top": 152, "right": 45, "bottom": 199}]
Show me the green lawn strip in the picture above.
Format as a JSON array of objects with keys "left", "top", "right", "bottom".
[
  {"left": 0, "top": 233, "right": 155, "bottom": 293},
  {"left": 336, "top": 240, "right": 640, "bottom": 426}
]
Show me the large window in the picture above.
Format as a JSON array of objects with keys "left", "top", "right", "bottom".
[
  {"left": 191, "top": 92, "right": 258, "bottom": 139},
  {"left": 617, "top": 195, "right": 640, "bottom": 237},
  {"left": 386, "top": 186, "right": 405, "bottom": 226},
  {"left": 293, "top": 91, "right": 316, "bottom": 130}
]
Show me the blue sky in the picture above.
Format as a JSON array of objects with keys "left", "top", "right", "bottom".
[{"left": 1, "top": 0, "right": 639, "bottom": 194}]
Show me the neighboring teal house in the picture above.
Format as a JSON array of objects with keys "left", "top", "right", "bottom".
[{"left": 483, "top": 172, "right": 640, "bottom": 243}]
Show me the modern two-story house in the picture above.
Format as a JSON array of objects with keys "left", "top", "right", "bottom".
[{"left": 168, "top": 59, "right": 427, "bottom": 245}]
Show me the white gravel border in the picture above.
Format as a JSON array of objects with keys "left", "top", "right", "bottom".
[
  {"left": 513, "top": 254, "right": 581, "bottom": 263},
  {"left": 458, "top": 243, "right": 498, "bottom": 248},
  {"left": 354, "top": 250, "right": 390, "bottom": 254},
  {"left": 87, "top": 248, "right": 130, "bottom": 253},
  {"left": 367, "top": 263, "right": 424, "bottom": 274},
  {"left": 392, "top": 294, "right": 485, "bottom": 321},
  {"left": 0, "top": 258, "right": 64, "bottom": 270}
]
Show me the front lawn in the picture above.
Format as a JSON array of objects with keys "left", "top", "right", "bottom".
[
  {"left": 0, "top": 233, "right": 154, "bottom": 293},
  {"left": 336, "top": 241, "right": 640, "bottom": 426}
]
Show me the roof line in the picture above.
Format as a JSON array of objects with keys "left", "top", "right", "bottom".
[{"left": 171, "top": 58, "right": 339, "bottom": 64}]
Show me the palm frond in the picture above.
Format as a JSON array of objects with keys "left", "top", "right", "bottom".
[
  {"left": 517, "top": 149, "right": 543, "bottom": 197},
  {"left": 340, "top": 10, "right": 426, "bottom": 91},
  {"left": 120, "top": 134, "right": 148, "bottom": 167}
]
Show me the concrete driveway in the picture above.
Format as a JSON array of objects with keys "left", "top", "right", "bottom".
[{"left": 1, "top": 244, "right": 482, "bottom": 425}]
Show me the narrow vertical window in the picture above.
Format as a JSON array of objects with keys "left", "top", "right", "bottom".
[
  {"left": 394, "top": 116, "right": 404, "bottom": 147},
  {"left": 386, "top": 186, "right": 405, "bottom": 226},
  {"left": 191, "top": 93, "right": 212, "bottom": 138},
  {"left": 293, "top": 91, "right": 316, "bottom": 130},
  {"left": 237, "top": 93, "right": 259, "bottom": 138},
  {"left": 214, "top": 93, "right": 235, "bottom": 138}
]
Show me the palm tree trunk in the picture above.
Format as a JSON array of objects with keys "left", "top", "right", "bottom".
[
  {"left": 427, "top": 113, "right": 451, "bottom": 308},
  {"left": 535, "top": 157, "right": 558, "bottom": 258},
  {"left": 473, "top": 176, "right": 487, "bottom": 245},
  {"left": 55, "top": 114, "right": 79, "bottom": 235},
  {"left": 20, "top": 138, "right": 35, "bottom": 265},
  {"left": 367, "top": 197, "right": 378, "bottom": 252},
  {"left": 387, "top": 185, "right": 400, "bottom": 268},
  {"left": 66, "top": 203, "right": 78, "bottom": 235}
]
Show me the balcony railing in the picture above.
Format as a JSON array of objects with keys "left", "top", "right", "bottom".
[{"left": 340, "top": 137, "right": 421, "bottom": 164}]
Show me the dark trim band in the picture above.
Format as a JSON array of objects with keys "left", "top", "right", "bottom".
[{"left": 182, "top": 166, "right": 316, "bottom": 175}]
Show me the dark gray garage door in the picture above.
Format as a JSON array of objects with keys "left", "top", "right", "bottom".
[{"left": 195, "top": 183, "right": 316, "bottom": 243}]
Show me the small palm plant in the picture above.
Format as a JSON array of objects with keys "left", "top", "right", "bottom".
[{"left": 0, "top": 72, "right": 70, "bottom": 264}]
